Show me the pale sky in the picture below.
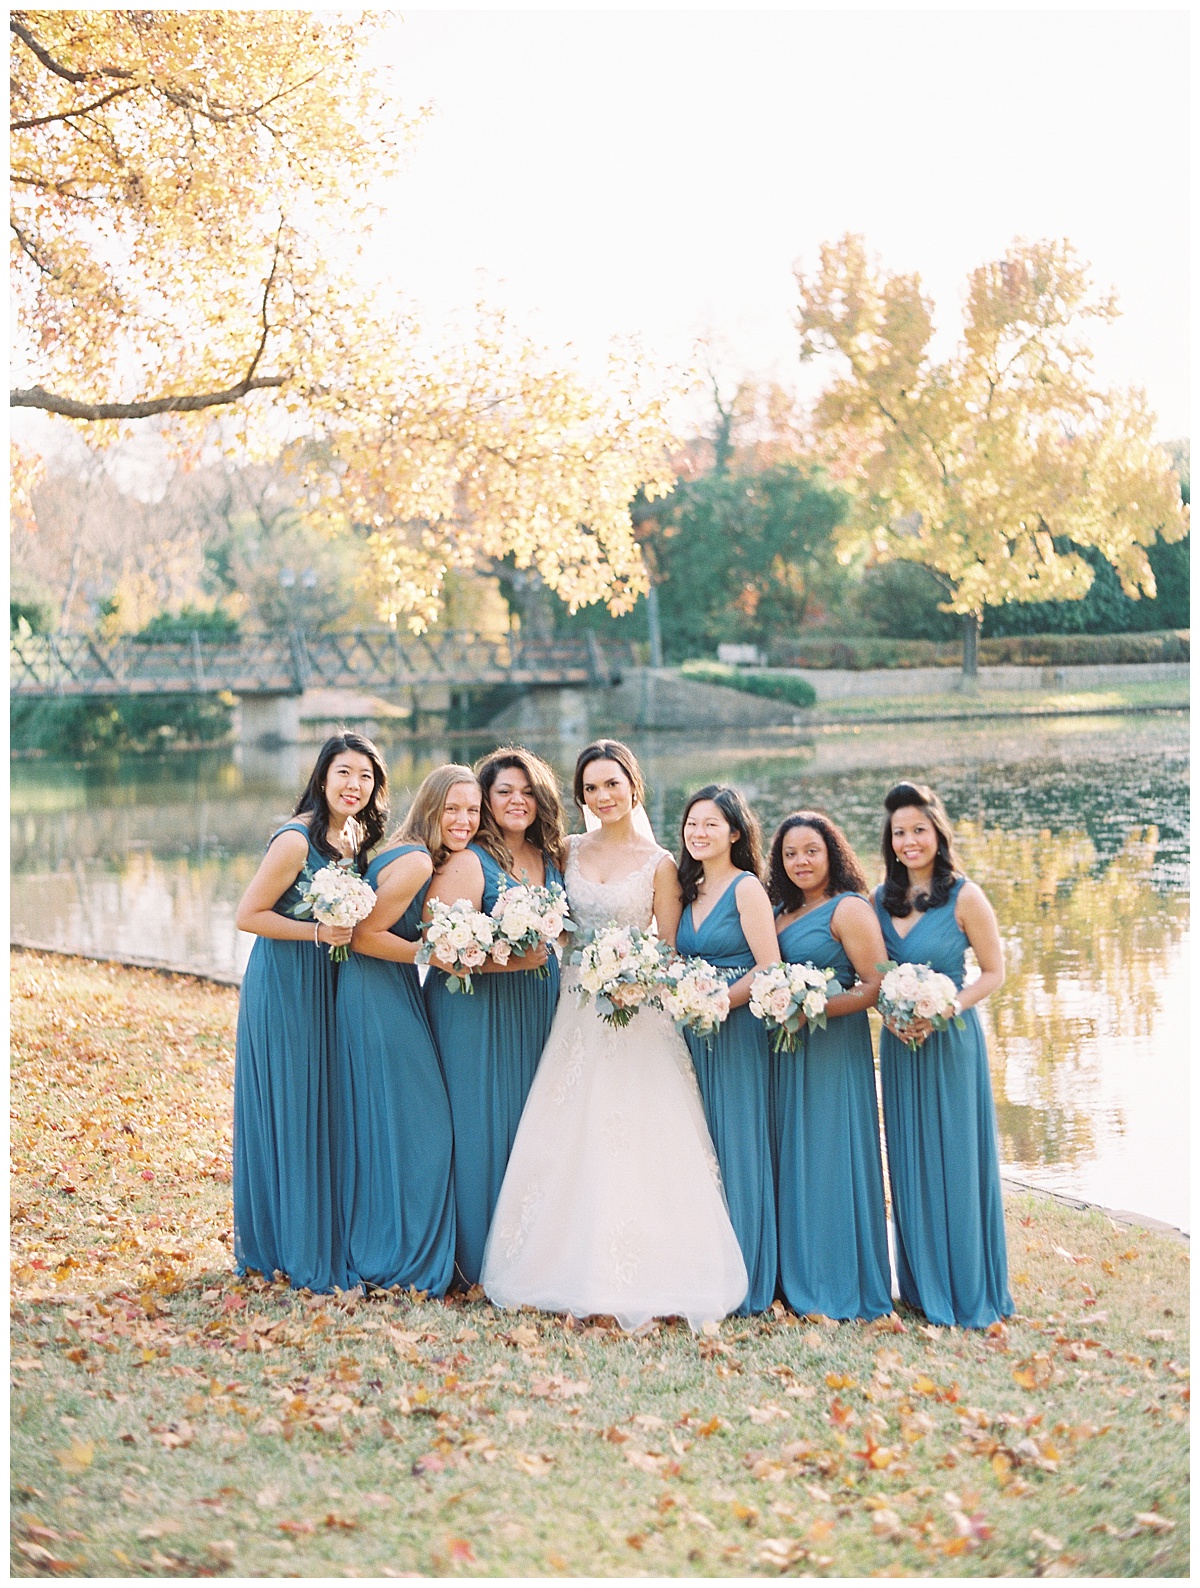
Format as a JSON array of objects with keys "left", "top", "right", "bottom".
[{"left": 366, "top": 8, "right": 1190, "bottom": 438}]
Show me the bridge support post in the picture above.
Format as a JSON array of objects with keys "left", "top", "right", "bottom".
[{"left": 235, "top": 692, "right": 302, "bottom": 747}]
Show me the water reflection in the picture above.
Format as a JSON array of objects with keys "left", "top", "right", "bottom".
[{"left": 10, "top": 712, "right": 1189, "bottom": 1228}]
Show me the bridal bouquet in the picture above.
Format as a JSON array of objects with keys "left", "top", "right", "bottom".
[
  {"left": 489, "top": 878, "right": 575, "bottom": 977},
  {"left": 877, "top": 960, "right": 964, "bottom": 1051},
  {"left": 417, "top": 897, "right": 496, "bottom": 993},
  {"left": 655, "top": 952, "right": 732, "bottom": 1043},
  {"left": 572, "top": 924, "right": 664, "bottom": 1028},
  {"left": 298, "top": 862, "right": 377, "bottom": 964},
  {"left": 749, "top": 960, "right": 838, "bottom": 1051}
]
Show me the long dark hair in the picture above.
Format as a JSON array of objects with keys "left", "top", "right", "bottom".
[
  {"left": 677, "top": 785, "right": 764, "bottom": 907},
  {"left": 572, "top": 739, "right": 646, "bottom": 815},
  {"left": 879, "top": 780, "right": 962, "bottom": 917},
  {"left": 475, "top": 746, "right": 569, "bottom": 873},
  {"left": 768, "top": 811, "right": 868, "bottom": 912},
  {"left": 293, "top": 732, "right": 388, "bottom": 871}
]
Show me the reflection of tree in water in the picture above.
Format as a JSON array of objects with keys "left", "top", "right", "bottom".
[{"left": 955, "top": 822, "right": 1190, "bottom": 1169}]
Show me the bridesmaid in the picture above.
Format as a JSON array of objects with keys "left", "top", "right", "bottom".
[
  {"left": 334, "top": 771, "right": 458, "bottom": 1294},
  {"left": 768, "top": 812, "right": 892, "bottom": 1321},
  {"left": 874, "top": 780, "right": 1012, "bottom": 1329},
  {"left": 422, "top": 755, "right": 563, "bottom": 1289},
  {"left": 233, "top": 732, "right": 388, "bottom": 1292},
  {"left": 675, "top": 785, "right": 779, "bottom": 1314}
]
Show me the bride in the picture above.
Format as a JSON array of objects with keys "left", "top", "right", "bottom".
[{"left": 480, "top": 739, "right": 749, "bottom": 1329}]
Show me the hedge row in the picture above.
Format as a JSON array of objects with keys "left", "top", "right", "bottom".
[
  {"left": 680, "top": 663, "right": 818, "bottom": 708},
  {"left": 766, "top": 629, "right": 1190, "bottom": 671}
]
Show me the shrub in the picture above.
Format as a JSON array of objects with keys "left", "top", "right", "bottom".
[
  {"left": 135, "top": 607, "right": 241, "bottom": 643},
  {"left": 11, "top": 692, "right": 236, "bottom": 756},
  {"left": 767, "top": 630, "right": 1189, "bottom": 670},
  {"left": 680, "top": 662, "right": 817, "bottom": 708}
]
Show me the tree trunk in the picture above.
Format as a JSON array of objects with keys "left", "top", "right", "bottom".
[
  {"left": 961, "top": 611, "right": 980, "bottom": 684},
  {"left": 646, "top": 583, "right": 664, "bottom": 668}
]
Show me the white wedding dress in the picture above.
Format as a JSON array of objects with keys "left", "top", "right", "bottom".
[{"left": 479, "top": 842, "right": 749, "bottom": 1329}]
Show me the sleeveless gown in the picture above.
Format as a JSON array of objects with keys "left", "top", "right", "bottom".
[
  {"left": 333, "top": 844, "right": 456, "bottom": 1293},
  {"left": 874, "top": 879, "right": 1013, "bottom": 1328},
  {"left": 480, "top": 843, "right": 748, "bottom": 1329},
  {"left": 423, "top": 842, "right": 562, "bottom": 1287},
  {"left": 233, "top": 821, "right": 345, "bottom": 1293},
  {"left": 773, "top": 896, "right": 892, "bottom": 1320},
  {"left": 677, "top": 876, "right": 777, "bottom": 1314}
]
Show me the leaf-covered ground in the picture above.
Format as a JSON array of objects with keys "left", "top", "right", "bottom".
[{"left": 10, "top": 951, "right": 1190, "bottom": 1577}]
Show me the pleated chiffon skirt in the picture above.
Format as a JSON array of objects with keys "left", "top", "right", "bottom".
[
  {"left": 233, "top": 936, "right": 344, "bottom": 1292},
  {"left": 334, "top": 954, "right": 456, "bottom": 1293},
  {"left": 425, "top": 961, "right": 559, "bottom": 1286}
]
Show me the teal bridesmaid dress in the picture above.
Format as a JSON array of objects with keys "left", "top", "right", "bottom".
[
  {"left": 874, "top": 878, "right": 1013, "bottom": 1328},
  {"left": 676, "top": 875, "right": 777, "bottom": 1314},
  {"left": 773, "top": 897, "right": 892, "bottom": 1320},
  {"left": 334, "top": 844, "right": 456, "bottom": 1294},
  {"left": 423, "top": 843, "right": 562, "bottom": 1287},
  {"left": 233, "top": 821, "right": 345, "bottom": 1292}
]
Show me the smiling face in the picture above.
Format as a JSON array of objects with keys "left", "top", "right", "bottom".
[
  {"left": 781, "top": 823, "right": 830, "bottom": 900},
  {"left": 440, "top": 781, "right": 481, "bottom": 852},
  {"left": 324, "top": 750, "right": 376, "bottom": 820},
  {"left": 683, "top": 799, "right": 737, "bottom": 864},
  {"left": 890, "top": 805, "right": 939, "bottom": 876},
  {"left": 488, "top": 765, "right": 538, "bottom": 839},
  {"left": 581, "top": 758, "right": 634, "bottom": 825}
]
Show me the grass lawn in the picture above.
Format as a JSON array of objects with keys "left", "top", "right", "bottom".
[
  {"left": 803, "top": 680, "right": 1190, "bottom": 727},
  {"left": 10, "top": 951, "right": 1190, "bottom": 1578}
]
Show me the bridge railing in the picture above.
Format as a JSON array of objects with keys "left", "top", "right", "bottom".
[{"left": 9, "top": 629, "right": 632, "bottom": 698}]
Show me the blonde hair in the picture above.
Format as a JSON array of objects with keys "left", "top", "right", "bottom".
[
  {"left": 475, "top": 746, "right": 569, "bottom": 874},
  {"left": 396, "top": 765, "right": 481, "bottom": 870}
]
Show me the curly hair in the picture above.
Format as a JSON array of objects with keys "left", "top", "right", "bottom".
[
  {"left": 292, "top": 732, "right": 388, "bottom": 872},
  {"left": 879, "top": 781, "right": 963, "bottom": 917},
  {"left": 475, "top": 746, "right": 569, "bottom": 874},
  {"left": 677, "top": 785, "right": 764, "bottom": 907},
  {"left": 767, "top": 811, "right": 868, "bottom": 912}
]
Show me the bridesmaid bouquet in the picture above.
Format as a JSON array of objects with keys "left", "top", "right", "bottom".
[
  {"left": 572, "top": 924, "right": 664, "bottom": 1028},
  {"left": 749, "top": 960, "right": 838, "bottom": 1051},
  {"left": 654, "top": 953, "right": 732, "bottom": 1043},
  {"left": 489, "top": 879, "right": 576, "bottom": 978},
  {"left": 417, "top": 897, "right": 496, "bottom": 993},
  {"left": 876, "top": 960, "right": 964, "bottom": 1051},
  {"left": 298, "top": 862, "right": 378, "bottom": 963}
]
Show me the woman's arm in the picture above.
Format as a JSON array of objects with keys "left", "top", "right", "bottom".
[
  {"left": 350, "top": 851, "right": 434, "bottom": 965},
  {"left": 954, "top": 881, "right": 1005, "bottom": 1012},
  {"left": 651, "top": 852, "right": 684, "bottom": 947},
  {"left": 726, "top": 876, "right": 782, "bottom": 1010},
  {"left": 234, "top": 829, "right": 351, "bottom": 948},
  {"left": 825, "top": 896, "right": 888, "bottom": 1019}
]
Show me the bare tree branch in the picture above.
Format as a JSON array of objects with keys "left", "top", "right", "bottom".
[
  {"left": 11, "top": 84, "right": 138, "bottom": 130},
  {"left": 9, "top": 16, "right": 134, "bottom": 86},
  {"left": 11, "top": 376, "right": 287, "bottom": 421}
]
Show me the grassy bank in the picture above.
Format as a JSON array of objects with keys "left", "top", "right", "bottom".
[
  {"left": 11, "top": 952, "right": 1190, "bottom": 1578},
  {"left": 798, "top": 678, "right": 1189, "bottom": 728}
]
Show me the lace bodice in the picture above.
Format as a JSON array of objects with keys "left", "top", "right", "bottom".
[{"left": 565, "top": 840, "right": 667, "bottom": 932}]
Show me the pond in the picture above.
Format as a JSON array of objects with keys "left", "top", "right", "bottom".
[{"left": 11, "top": 710, "right": 1189, "bottom": 1233}]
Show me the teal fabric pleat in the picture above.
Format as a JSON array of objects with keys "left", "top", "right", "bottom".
[
  {"left": 677, "top": 875, "right": 776, "bottom": 1314},
  {"left": 233, "top": 822, "right": 345, "bottom": 1292},
  {"left": 875, "top": 880, "right": 1014, "bottom": 1328},
  {"left": 423, "top": 844, "right": 561, "bottom": 1287},
  {"left": 772, "top": 897, "right": 892, "bottom": 1320},
  {"left": 333, "top": 845, "right": 456, "bottom": 1293}
]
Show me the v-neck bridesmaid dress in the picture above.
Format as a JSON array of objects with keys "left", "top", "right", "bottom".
[
  {"left": 874, "top": 879, "right": 1013, "bottom": 1328},
  {"left": 676, "top": 875, "right": 777, "bottom": 1314},
  {"left": 773, "top": 896, "right": 892, "bottom": 1320}
]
